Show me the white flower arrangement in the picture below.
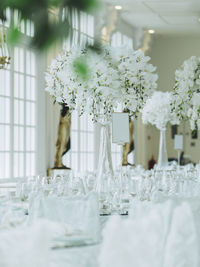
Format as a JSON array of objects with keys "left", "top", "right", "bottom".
[
  {"left": 45, "top": 46, "right": 158, "bottom": 122},
  {"left": 142, "top": 91, "right": 178, "bottom": 130},
  {"left": 170, "top": 56, "right": 200, "bottom": 130},
  {"left": 113, "top": 48, "right": 158, "bottom": 117}
]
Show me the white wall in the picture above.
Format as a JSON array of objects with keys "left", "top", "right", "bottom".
[
  {"left": 145, "top": 34, "right": 200, "bottom": 165},
  {"left": 149, "top": 34, "right": 200, "bottom": 92}
]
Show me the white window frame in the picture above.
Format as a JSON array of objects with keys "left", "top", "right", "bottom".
[
  {"left": 0, "top": 11, "right": 46, "bottom": 181},
  {"left": 111, "top": 31, "right": 133, "bottom": 49}
]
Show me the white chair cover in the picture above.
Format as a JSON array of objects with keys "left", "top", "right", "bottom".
[
  {"left": 99, "top": 199, "right": 200, "bottom": 267},
  {"left": 29, "top": 193, "right": 100, "bottom": 241}
]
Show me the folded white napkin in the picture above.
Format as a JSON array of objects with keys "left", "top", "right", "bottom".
[{"left": 0, "top": 221, "right": 51, "bottom": 267}]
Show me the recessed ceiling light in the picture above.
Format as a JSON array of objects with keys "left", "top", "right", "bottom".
[
  {"left": 148, "top": 29, "right": 155, "bottom": 34},
  {"left": 198, "top": 18, "right": 200, "bottom": 22},
  {"left": 115, "top": 5, "right": 122, "bottom": 10}
]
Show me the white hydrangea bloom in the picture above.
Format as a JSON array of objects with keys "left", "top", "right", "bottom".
[{"left": 142, "top": 91, "right": 178, "bottom": 130}]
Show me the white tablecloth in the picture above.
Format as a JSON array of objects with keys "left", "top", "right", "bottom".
[
  {"left": 50, "top": 217, "right": 108, "bottom": 267},
  {"left": 50, "top": 244, "right": 100, "bottom": 267}
]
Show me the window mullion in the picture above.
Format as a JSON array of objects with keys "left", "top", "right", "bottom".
[
  {"left": 86, "top": 115, "right": 88, "bottom": 170},
  {"left": 24, "top": 48, "right": 26, "bottom": 178},
  {"left": 69, "top": 8, "right": 72, "bottom": 47},
  {"left": 78, "top": 115, "right": 81, "bottom": 172},
  {"left": 10, "top": 48, "right": 14, "bottom": 179},
  {"left": 78, "top": 10, "right": 81, "bottom": 44}
]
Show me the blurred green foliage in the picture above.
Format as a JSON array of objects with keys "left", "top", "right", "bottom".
[
  {"left": 0, "top": 0, "right": 98, "bottom": 50},
  {"left": 73, "top": 56, "right": 90, "bottom": 81}
]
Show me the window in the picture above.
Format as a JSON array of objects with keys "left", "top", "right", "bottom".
[
  {"left": 0, "top": 11, "right": 42, "bottom": 179},
  {"left": 70, "top": 111, "right": 95, "bottom": 172},
  {"left": 0, "top": 67, "right": 10, "bottom": 178},
  {"left": 62, "top": 9, "right": 94, "bottom": 50},
  {"left": 111, "top": 31, "right": 133, "bottom": 49},
  {"left": 80, "top": 12, "right": 94, "bottom": 46},
  {"left": 13, "top": 47, "right": 36, "bottom": 178},
  {"left": 62, "top": 10, "right": 95, "bottom": 172}
]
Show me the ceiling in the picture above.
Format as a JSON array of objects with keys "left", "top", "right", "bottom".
[{"left": 102, "top": 0, "right": 200, "bottom": 34}]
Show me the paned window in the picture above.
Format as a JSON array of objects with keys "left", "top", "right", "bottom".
[{"left": 0, "top": 11, "right": 39, "bottom": 179}]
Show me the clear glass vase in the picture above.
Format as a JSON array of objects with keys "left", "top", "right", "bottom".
[
  {"left": 96, "top": 119, "right": 114, "bottom": 214},
  {"left": 158, "top": 129, "right": 168, "bottom": 168},
  {"left": 96, "top": 121, "right": 113, "bottom": 192}
]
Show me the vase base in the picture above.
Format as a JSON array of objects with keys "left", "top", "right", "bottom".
[{"left": 99, "top": 210, "right": 129, "bottom": 216}]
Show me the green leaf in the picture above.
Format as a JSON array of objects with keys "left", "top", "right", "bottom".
[
  {"left": 7, "top": 27, "right": 21, "bottom": 45},
  {"left": 63, "top": 0, "right": 99, "bottom": 11},
  {"left": 31, "top": 17, "right": 71, "bottom": 50},
  {"left": 73, "top": 57, "right": 89, "bottom": 81}
]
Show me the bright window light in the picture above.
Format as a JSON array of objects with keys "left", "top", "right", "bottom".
[
  {"left": 148, "top": 29, "right": 155, "bottom": 34},
  {"left": 115, "top": 5, "right": 122, "bottom": 10}
]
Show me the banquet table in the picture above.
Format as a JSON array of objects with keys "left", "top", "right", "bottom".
[
  {"left": 2, "top": 195, "right": 200, "bottom": 267},
  {"left": 2, "top": 165, "right": 200, "bottom": 267}
]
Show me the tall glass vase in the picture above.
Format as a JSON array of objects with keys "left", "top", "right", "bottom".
[
  {"left": 95, "top": 118, "right": 114, "bottom": 215},
  {"left": 96, "top": 121, "right": 114, "bottom": 194},
  {"left": 158, "top": 129, "right": 168, "bottom": 168}
]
